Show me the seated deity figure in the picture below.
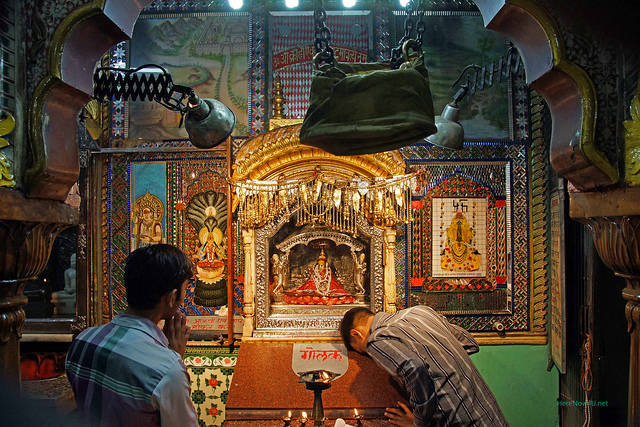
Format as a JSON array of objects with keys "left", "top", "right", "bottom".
[
  {"left": 284, "top": 249, "right": 355, "bottom": 305},
  {"left": 131, "top": 191, "right": 164, "bottom": 251},
  {"left": 51, "top": 253, "right": 77, "bottom": 316},
  {"left": 441, "top": 212, "right": 481, "bottom": 272},
  {"left": 196, "top": 228, "right": 226, "bottom": 280}
]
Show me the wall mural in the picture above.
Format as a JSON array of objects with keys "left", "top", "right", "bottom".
[
  {"left": 106, "top": 152, "right": 243, "bottom": 324},
  {"left": 392, "top": 11, "right": 512, "bottom": 140},
  {"left": 129, "top": 12, "right": 250, "bottom": 138}
]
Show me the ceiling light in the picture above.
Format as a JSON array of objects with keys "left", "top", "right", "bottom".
[
  {"left": 343, "top": 0, "right": 356, "bottom": 7},
  {"left": 229, "top": 0, "right": 243, "bottom": 9},
  {"left": 285, "top": 0, "right": 299, "bottom": 7}
]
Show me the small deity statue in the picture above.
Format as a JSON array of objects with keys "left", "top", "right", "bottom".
[
  {"left": 352, "top": 251, "right": 367, "bottom": 296},
  {"left": 271, "top": 253, "right": 288, "bottom": 303},
  {"left": 285, "top": 249, "right": 355, "bottom": 305},
  {"left": 51, "top": 253, "right": 77, "bottom": 316}
]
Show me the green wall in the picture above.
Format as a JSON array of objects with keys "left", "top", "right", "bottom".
[{"left": 471, "top": 345, "right": 559, "bottom": 426}]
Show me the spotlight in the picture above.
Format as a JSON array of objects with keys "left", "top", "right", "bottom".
[
  {"left": 229, "top": 0, "right": 243, "bottom": 9},
  {"left": 342, "top": 0, "right": 356, "bottom": 6},
  {"left": 285, "top": 0, "right": 299, "bottom": 7},
  {"left": 399, "top": 0, "right": 410, "bottom": 6}
]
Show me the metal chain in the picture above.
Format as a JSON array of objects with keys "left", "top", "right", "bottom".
[
  {"left": 314, "top": 0, "right": 334, "bottom": 66},
  {"left": 391, "top": 0, "right": 426, "bottom": 69}
]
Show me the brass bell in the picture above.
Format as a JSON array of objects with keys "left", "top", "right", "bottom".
[{"left": 185, "top": 95, "right": 236, "bottom": 149}]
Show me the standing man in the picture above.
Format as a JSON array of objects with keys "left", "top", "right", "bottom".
[
  {"left": 66, "top": 244, "right": 198, "bottom": 426},
  {"left": 340, "top": 306, "right": 508, "bottom": 427}
]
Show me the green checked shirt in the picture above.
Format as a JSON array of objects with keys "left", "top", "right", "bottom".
[
  {"left": 66, "top": 313, "right": 198, "bottom": 427},
  {"left": 366, "top": 306, "right": 509, "bottom": 427}
]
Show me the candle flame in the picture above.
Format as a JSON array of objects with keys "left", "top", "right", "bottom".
[
  {"left": 302, "top": 412, "right": 307, "bottom": 418},
  {"left": 354, "top": 408, "right": 359, "bottom": 416},
  {"left": 288, "top": 411, "right": 291, "bottom": 417}
]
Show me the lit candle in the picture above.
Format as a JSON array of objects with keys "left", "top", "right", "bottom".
[
  {"left": 282, "top": 410, "right": 292, "bottom": 427},
  {"left": 299, "top": 411, "right": 308, "bottom": 426},
  {"left": 354, "top": 408, "right": 363, "bottom": 427}
]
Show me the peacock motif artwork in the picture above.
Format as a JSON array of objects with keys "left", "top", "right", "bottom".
[{"left": 186, "top": 190, "right": 228, "bottom": 309}]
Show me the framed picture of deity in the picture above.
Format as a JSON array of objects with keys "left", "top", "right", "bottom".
[
  {"left": 403, "top": 135, "right": 549, "bottom": 344},
  {"left": 391, "top": 10, "right": 513, "bottom": 140},
  {"left": 104, "top": 150, "right": 244, "bottom": 337},
  {"left": 411, "top": 171, "right": 510, "bottom": 313},
  {"left": 126, "top": 11, "right": 251, "bottom": 139}
]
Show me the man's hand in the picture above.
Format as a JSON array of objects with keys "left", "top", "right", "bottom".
[
  {"left": 163, "top": 314, "right": 191, "bottom": 357},
  {"left": 385, "top": 402, "right": 414, "bottom": 427}
]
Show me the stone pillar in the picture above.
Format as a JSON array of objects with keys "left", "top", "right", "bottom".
[
  {"left": 382, "top": 228, "right": 397, "bottom": 313},
  {"left": 0, "top": 189, "right": 77, "bottom": 387},
  {"left": 571, "top": 189, "right": 640, "bottom": 426},
  {"left": 242, "top": 228, "right": 255, "bottom": 337}
]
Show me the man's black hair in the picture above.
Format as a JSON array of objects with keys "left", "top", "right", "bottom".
[
  {"left": 124, "top": 244, "right": 194, "bottom": 311},
  {"left": 339, "top": 307, "right": 374, "bottom": 351}
]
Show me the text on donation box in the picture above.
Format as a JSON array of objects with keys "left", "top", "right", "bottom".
[{"left": 292, "top": 343, "right": 348, "bottom": 378}]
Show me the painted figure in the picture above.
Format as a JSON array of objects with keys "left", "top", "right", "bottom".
[
  {"left": 131, "top": 191, "right": 164, "bottom": 251},
  {"left": 441, "top": 212, "right": 481, "bottom": 272}
]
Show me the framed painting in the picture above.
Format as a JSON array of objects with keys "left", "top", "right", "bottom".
[
  {"left": 392, "top": 10, "right": 513, "bottom": 140},
  {"left": 128, "top": 12, "right": 251, "bottom": 139},
  {"left": 105, "top": 151, "right": 244, "bottom": 337},
  {"left": 411, "top": 167, "right": 511, "bottom": 311}
]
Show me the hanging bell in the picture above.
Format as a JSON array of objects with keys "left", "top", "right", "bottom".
[
  {"left": 425, "top": 103, "right": 464, "bottom": 150},
  {"left": 185, "top": 95, "right": 236, "bottom": 149}
]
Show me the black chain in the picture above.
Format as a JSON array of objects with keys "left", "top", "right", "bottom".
[
  {"left": 391, "top": 0, "right": 426, "bottom": 69},
  {"left": 314, "top": 0, "right": 334, "bottom": 66}
]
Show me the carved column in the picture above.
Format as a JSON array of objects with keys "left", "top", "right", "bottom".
[
  {"left": 382, "top": 228, "right": 397, "bottom": 313},
  {"left": 242, "top": 228, "right": 255, "bottom": 337},
  {"left": 571, "top": 188, "right": 640, "bottom": 426},
  {"left": 0, "top": 188, "right": 77, "bottom": 386}
]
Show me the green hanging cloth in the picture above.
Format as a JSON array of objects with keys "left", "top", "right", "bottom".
[{"left": 299, "top": 53, "right": 437, "bottom": 156}]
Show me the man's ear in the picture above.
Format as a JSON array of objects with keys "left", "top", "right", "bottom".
[
  {"left": 163, "top": 289, "right": 178, "bottom": 307},
  {"left": 350, "top": 329, "right": 362, "bottom": 341}
]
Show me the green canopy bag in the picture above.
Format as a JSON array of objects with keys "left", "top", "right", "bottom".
[{"left": 299, "top": 53, "right": 437, "bottom": 156}]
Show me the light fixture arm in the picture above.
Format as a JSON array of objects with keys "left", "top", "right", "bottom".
[
  {"left": 449, "top": 45, "right": 522, "bottom": 101},
  {"left": 92, "top": 63, "right": 235, "bottom": 149}
]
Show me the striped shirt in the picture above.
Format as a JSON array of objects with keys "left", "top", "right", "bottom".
[
  {"left": 66, "top": 313, "right": 198, "bottom": 427},
  {"left": 367, "top": 306, "right": 508, "bottom": 427}
]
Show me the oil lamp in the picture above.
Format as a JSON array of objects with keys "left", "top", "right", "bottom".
[
  {"left": 282, "top": 410, "right": 292, "bottom": 426},
  {"left": 299, "top": 411, "right": 309, "bottom": 427},
  {"left": 353, "top": 408, "right": 363, "bottom": 427}
]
